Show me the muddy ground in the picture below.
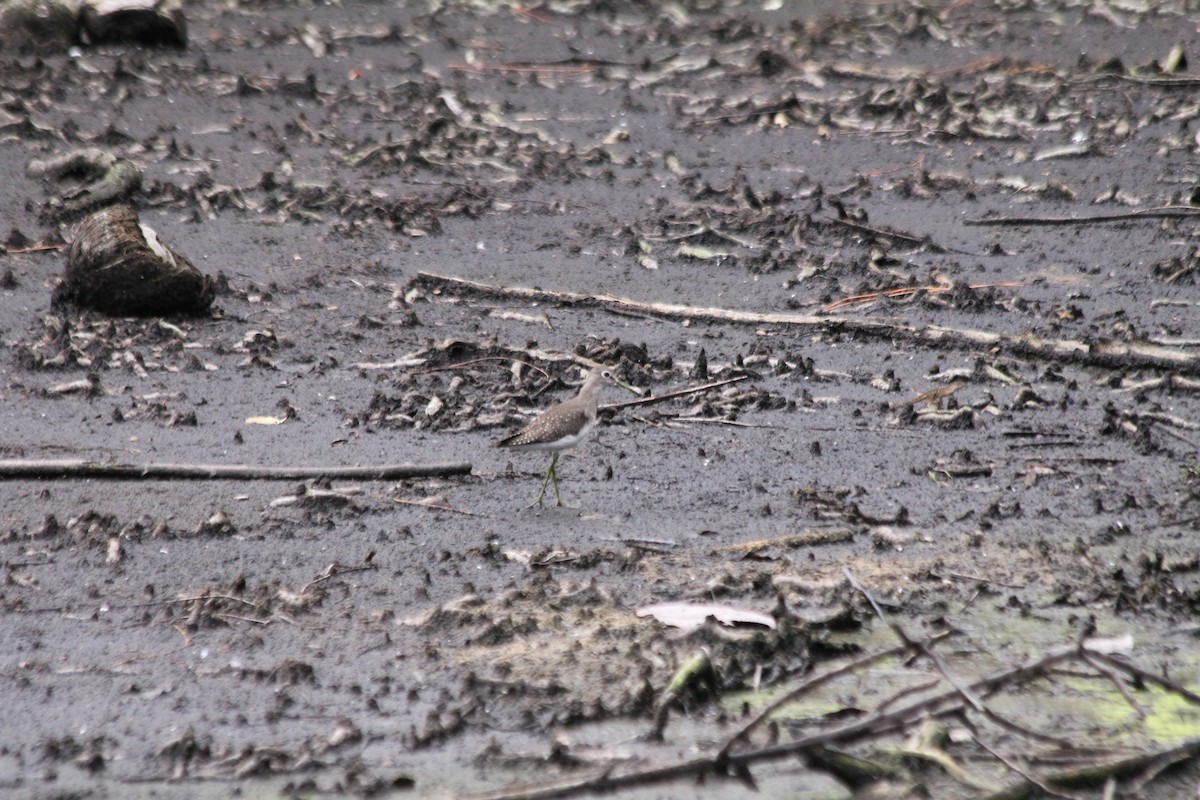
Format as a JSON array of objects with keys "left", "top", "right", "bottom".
[{"left": 3, "top": 0, "right": 1200, "bottom": 798}]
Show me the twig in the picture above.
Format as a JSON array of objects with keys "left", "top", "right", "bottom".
[
  {"left": 871, "top": 677, "right": 943, "bottom": 715},
  {"left": 716, "top": 643, "right": 911, "bottom": 761},
  {"left": 973, "top": 735, "right": 1092, "bottom": 800},
  {"left": 721, "top": 528, "right": 855, "bottom": 553},
  {"left": 976, "top": 705, "right": 1080, "bottom": 748},
  {"left": 411, "top": 356, "right": 552, "bottom": 380},
  {"left": 602, "top": 375, "right": 749, "bottom": 411},
  {"left": 844, "top": 568, "right": 984, "bottom": 712},
  {"left": 1126, "top": 738, "right": 1200, "bottom": 793},
  {"left": 412, "top": 272, "right": 1200, "bottom": 375},
  {"left": 981, "top": 737, "right": 1200, "bottom": 800},
  {"left": 823, "top": 282, "right": 1025, "bottom": 312},
  {"left": 827, "top": 216, "right": 975, "bottom": 255},
  {"left": 6, "top": 243, "right": 63, "bottom": 254},
  {"left": 301, "top": 555, "right": 378, "bottom": 594},
  {"left": 0, "top": 459, "right": 472, "bottom": 481},
  {"left": 963, "top": 207, "right": 1200, "bottom": 226},
  {"left": 389, "top": 496, "right": 482, "bottom": 516},
  {"left": 1084, "top": 650, "right": 1200, "bottom": 705},
  {"left": 1078, "top": 73, "right": 1200, "bottom": 87},
  {"left": 934, "top": 570, "right": 1025, "bottom": 590},
  {"left": 668, "top": 416, "right": 767, "bottom": 428},
  {"left": 1081, "top": 652, "right": 1148, "bottom": 718}
]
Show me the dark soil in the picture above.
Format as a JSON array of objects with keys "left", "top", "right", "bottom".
[{"left": 3, "top": 1, "right": 1200, "bottom": 798}]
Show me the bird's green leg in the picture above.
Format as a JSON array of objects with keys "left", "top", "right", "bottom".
[
  {"left": 550, "top": 455, "right": 565, "bottom": 507},
  {"left": 530, "top": 452, "right": 558, "bottom": 508}
]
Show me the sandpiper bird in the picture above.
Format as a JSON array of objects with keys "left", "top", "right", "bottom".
[{"left": 497, "top": 366, "right": 639, "bottom": 508}]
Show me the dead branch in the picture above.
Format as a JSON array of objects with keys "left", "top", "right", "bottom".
[
  {"left": 827, "top": 215, "right": 974, "bottom": 255},
  {"left": 844, "top": 568, "right": 985, "bottom": 712},
  {"left": 715, "top": 642, "right": 911, "bottom": 761},
  {"left": 1084, "top": 650, "right": 1200, "bottom": 705},
  {"left": 412, "top": 272, "right": 1200, "bottom": 375},
  {"left": 1078, "top": 74, "right": 1200, "bottom": 87},
  {"left": 0, "top": 459, "right": 472, "bottom": 481},
  {"left": 823, "top": 282, "right": 1025, "bottom": 312},
  {"left": 963, "top": 207, "right": 1200, "bottom": 226},
  {"left": 718, "top": 528, "right": 855, "bottom": 553},
  {"left": 981, "top": 737, "right": 1200, "bottom": 800},
  {"left": 468, "top": 630, "right": 1200, "bottom": 800},
  {"left": 666, "top": 416, "right": 768, "bottom": 428},
  {"left": 1114, "top": 374, "right": 1200, "bottom": 393},
  {"left": 1080, "top": 652, "right": 1149, "bottom": 718},
  {"left": 389, "top": 496, "right": 482, "bottom": 516},
  {"left": 604, "top": 375, "right": 749, "bottom": 412},
  {"left": 301, "top": 554, "right": 377, "bottom": 594},
  {"left": 412, "top": 355, "right": 553, "bottom": 379},
  {"left": 1126, "top": 738, "right": 1200, "bottom": 793},
  {"left": 974, "top": 735, "right": 1091, "bottom": 800},
  {"left": 466, "top": 643, "right": 1086, "bottom": 800}
]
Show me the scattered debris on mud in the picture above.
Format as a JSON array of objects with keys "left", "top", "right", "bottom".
[{"left": 3, "top": 1, "right": 1200, "bottom": 798}]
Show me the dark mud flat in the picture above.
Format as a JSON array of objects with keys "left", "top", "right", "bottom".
[{"left": 4, "top": 1, "right": 1200, "bottom": 798}]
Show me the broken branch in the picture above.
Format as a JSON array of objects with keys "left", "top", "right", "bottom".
[
  {"left": 963, "top": 207, "right": 1200, "bottom": 226},
  {"left": 413, "top": 272, "right": 1200, "bottom": 375},
  {"left": 0, "top": 459, "right": 472, "bottom": 481}
]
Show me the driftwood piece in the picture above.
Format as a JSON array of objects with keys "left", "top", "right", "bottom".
[
  {"left": 413, "top": 272, "right": 1200, "bottom": 376},
  {"left": 0, "top": 459, "right": 473, "bottom": 481},
  {"left": 56, "top": 205, "right": 215, "bottom": 316},
  {"left": 79, "top": 0, "right": 186, "bottom": 47}
]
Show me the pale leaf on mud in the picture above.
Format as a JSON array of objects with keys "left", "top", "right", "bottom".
[{"left": 636, "top": 602, "right": 776, "bottom": 631}]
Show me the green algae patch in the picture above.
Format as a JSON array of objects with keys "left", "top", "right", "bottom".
[{"left": 728, "top": 600, "right": 1200, "bottom": 755}]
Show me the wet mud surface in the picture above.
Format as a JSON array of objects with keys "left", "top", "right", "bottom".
[{"left": 3, "top": 1, "right": 1200, "bottom": 798}]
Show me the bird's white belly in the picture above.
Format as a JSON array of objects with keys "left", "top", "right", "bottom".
[{"left": 522, "top": 420, "right": 595, "bottom": 452}]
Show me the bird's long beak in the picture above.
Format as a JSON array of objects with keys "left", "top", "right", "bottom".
[{"left": 615, "top": 378, "right": 645, "bottom": 397}]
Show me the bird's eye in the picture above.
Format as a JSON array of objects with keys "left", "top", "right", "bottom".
[{"left": 602, "top": 370, "right": 613, "bottom": 379}]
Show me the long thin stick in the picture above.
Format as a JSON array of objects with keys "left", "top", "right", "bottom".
[
  {"left": 0, "top": 459, "right": 472, "bottom": 481},
  {"left": 603, "top": 375, "right": 750, "bottom": 411},
  {"left": 963, "top": 207, "right": 1200, "bottom": 226},
  {"left": 414, "top": 272, "right": 1200, "bottom": 375}
]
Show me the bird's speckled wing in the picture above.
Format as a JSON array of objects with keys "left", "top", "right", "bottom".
[{"left": 497, "top": 405, "right": 594, "bottom": 451}]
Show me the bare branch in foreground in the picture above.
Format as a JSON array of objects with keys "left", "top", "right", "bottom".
[
  {"left": 0, "top": 459, "right": 473, "bottom": 481},
  {"left": 844, "top": 568, "right": 984, "bottom": 712},
  {"left": 465, "top": 629, "right": 1200, "bottom": 800}
]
